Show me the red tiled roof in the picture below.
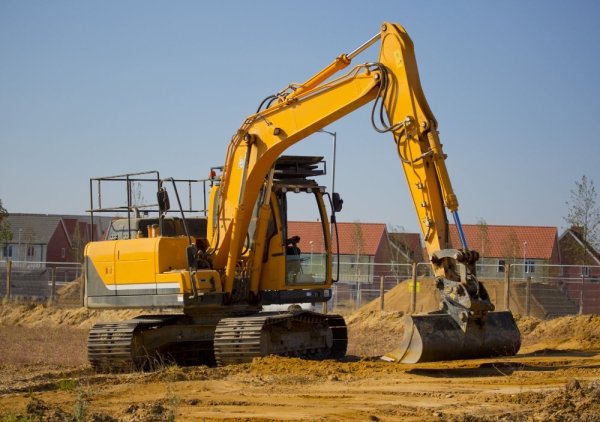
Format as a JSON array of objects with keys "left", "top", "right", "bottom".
[
  {"left": 448, "top": 224, "right": 558, "bottom": 260},
  {"left": 287, "top": 221, "right": 386, "bottom": 255}
]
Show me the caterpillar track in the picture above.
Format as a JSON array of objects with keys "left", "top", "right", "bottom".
[
  {"left": 87, "top": 311, "right": 347, "bottom": 372},
  {"left": 214, "top": 311, "right": 347, "bottom": 366},
  {"left": 87, "top": 316, "right": 179, "bottom": 373}
]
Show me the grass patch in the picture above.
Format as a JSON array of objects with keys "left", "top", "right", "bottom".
[{"left": 56, "top": 378, "right": 76, "bottom": 391}]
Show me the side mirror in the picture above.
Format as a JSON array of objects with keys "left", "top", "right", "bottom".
[
  {"left": 332, "top": 192, "right": 343, "bottom": 212},
  {"left": 157, "top": 188, "right": 170, "bottom": 213}
]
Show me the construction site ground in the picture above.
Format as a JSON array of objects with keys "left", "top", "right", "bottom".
[{"left": 1, "top": 281, "right": 599, "bottom": 421}]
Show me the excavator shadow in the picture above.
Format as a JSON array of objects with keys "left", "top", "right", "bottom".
[
  {"left": 405, "top": 350, "right": 600, "bottom": 378},
  {"left": 516, "top": 349, "right": 599, "bottom": 358}
]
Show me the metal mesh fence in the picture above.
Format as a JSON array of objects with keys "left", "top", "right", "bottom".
[
  {"left": 2, "top": 259, "right": 598, "bottom": 317},
  {"left": 329, "top": 262, "right": 599, "bottom": 319},
  {"left": 0, "top": 261, "right": 83, "bottom": 306}
]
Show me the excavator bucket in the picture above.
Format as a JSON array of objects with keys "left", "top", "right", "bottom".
[{"left": 382, "top": 310, "right": 521, "bottom": 363}]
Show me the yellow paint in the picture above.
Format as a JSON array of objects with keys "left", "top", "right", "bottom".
[
  {"left": 409, "top": 282, "right": 421, "bottom": 293},
  {"left": 394, "top": 50, "right": 403, "bottom": 68}
]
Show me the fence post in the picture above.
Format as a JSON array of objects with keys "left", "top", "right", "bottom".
[
  {"left": 504, "top": 264, "right": 511, "bottom": 311},
  {"left": 411, "top": 262, "right": 417, "bottom": 313},
  {"left": 525, "top": 276, "right": 531, "bottom": 317},
  {"left": 493, "top": 286, "right": 498, "bottom": 308},
  {"left": 5, "top": 260, "right": 11, "bottom": 303},
  {"left": 50, "top": 268, "right": 56, "bottom": 304},
  {"left": 379, "top": 275, "right": 385, "bottom": 311},
  {"left": 80, "top": 263, "right": 86, "bottom": 308},
  {"left": 580, "top": 273, "right": 584, "bottom": 315}
]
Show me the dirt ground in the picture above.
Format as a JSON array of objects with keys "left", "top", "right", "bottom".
[{"left": 1, "top": 295, "right": 599, "bottom": 421}]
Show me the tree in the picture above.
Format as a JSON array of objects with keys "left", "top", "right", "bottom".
[
  {"left": 0, "top": 198, "right": 12, "bottom": 255},
  {"left": 564, "top": 175, "right": 600, "bottom": 265},
  {"left": 501, "top": 228, "right": 520, "bottom": 266},
  {"left": 350, "top": 220, "right": 366, "bottom": 278},
  {"left": 386, "top": 224, "right": 413, "bottom": 277},
  {"left": 476, "top": 218, "right": 491, "bottom": 260},
  {"left": 476, "top": 217, "right": 491, "bottom": 276},
  {"left": 20, "top": 224, "right": 37, "bottom": 261},
  {"left": 71, "top": 224, "right": 86, "bottom": 264},
  {"left": 130, "top": 181, "right": 146, "bottom": 207}
]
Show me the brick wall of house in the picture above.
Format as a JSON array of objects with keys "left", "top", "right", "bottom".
[{"left": 45, "top": 225, "right": 72, "bottom": 265}]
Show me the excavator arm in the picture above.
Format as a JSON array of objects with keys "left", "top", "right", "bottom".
[
  {"left": 211, "top": 22, "right": 463, "bottom": 293},
  {"left": 208, "top": 22, "right": 520, "bottom": 363}
]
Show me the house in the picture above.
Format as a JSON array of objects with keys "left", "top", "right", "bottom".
[
  {"left": 558, "top": 227, "right": 600, "bottom": 314},
  {"left": 287, "top": 221, "right": 424, "bottom": 279},
  {"left": 447, "top": 224, "right": 561, "bottom": 278},
  {"left": 559, "top": 226, "right": 600, "bottom": 273},
  {"left": 387, "top": 232, "right": 424, "bottom": 265},
  {"left": 287, "top": 221, "right": 423, "bottom": 304},
  {"left": 287, "top": 221, "right": 388, "bottom": 282},
  {"left": 1, "top": 213, "right": 112, "bottom": 266}
]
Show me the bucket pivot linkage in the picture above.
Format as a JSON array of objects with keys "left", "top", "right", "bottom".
[{"left": 383, "top": 248, "right": 521, "bottom": 363}]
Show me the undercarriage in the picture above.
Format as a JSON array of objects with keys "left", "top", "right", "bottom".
[{"left": 87, "top": 310, "right": 348, "bottom": 372}]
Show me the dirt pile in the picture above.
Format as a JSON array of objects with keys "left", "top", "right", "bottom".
[
  {"left": 362, "top": 278, "right": 580, "bottom": 319},
  {"left": 0, "top": 302, "right": 163, "bottom": 330},
  {"left": 346, "top": 306, "right": 600, "bottom": 353},
  {"left": 516, "top": 313, "right": 600, "bottom": 351},
  {"left": 11, "top": 396, "right": 121, "bottom": 422},
  {"left": 55, "top": 280, "right": 82, "bottom": 304},
  {"left": 528, "top": 378, "right": 600, "bottom": 422}
]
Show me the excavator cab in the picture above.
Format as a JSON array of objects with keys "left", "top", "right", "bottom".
[
  {"left": 245, "top": 156, "right": 334, "bottom": 295},
  {"left": 270, "top": 156, "right": 331, "bottom": 287}
]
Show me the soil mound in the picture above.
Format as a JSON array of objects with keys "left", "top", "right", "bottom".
[
  {"left": 0, "top": 302, "right": 162, "bottom": 330},
  {"left": 55, "top": 281, "right": 82, "bottom": 304},
  {"left": 346, "top": 305, "right": 600, "bottom": 353},
  {"left": 361, "top": 278, "right": 580, "bottom": 319},
  {"left": 516, "top": 314, "right": 600, "bottom": 351}
]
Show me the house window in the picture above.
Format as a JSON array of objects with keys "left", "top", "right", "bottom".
[
  {"left": 497, "top": 260, "right": 506, "bottom": 273},
  {"left": 61, "top": 248, "right": 66, "bottom": 259},
  {"left": 525, "top": 260, "right": 535, "bottom": 274},
  {"left": 27, "top": 246, "right": 35, "bottom": 257},
  {"left": 582, "top": 266, "right": 590, "bottom": 277},
  {"left": 2, "top": 245, "right": 12, "bottom": 258}
]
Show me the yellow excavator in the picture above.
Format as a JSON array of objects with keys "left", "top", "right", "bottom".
[{"left": 84, "top": 22, "right": 520, "bottom": 371}]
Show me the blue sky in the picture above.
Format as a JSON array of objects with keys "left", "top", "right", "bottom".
[{"left": 1, "top": 1, "right": 599, "bottom": 235}]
